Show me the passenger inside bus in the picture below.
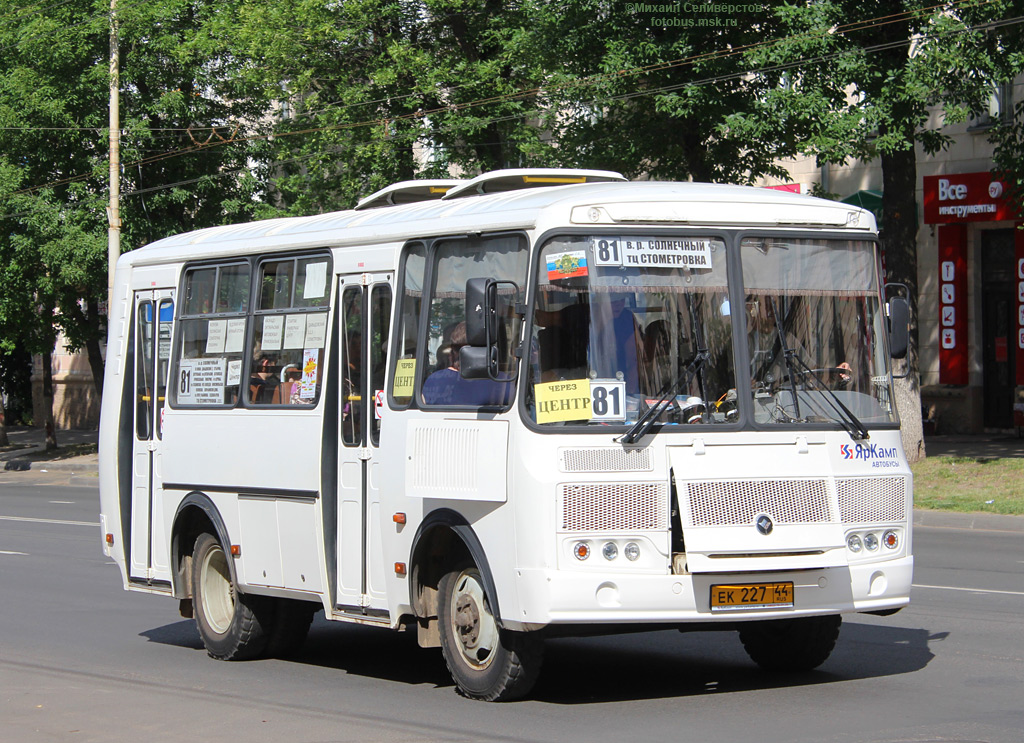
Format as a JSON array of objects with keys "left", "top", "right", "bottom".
[
  {"left": 421, "top": 322, "right": 512, "bottom": 406},
  {"left": 250, "top": 354, "right": 279, "bottom": 403}
]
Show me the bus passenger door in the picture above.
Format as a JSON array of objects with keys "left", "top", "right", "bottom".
[
  {"left": 336, "top": 274, "right": 393, "bottom": 612},
  {"left": 130, "top": 290, "right": 174, "bottom": 584}
]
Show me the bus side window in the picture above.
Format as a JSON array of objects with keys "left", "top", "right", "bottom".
[
  {"left": 391, "top": 242, "right": 425, "bottom": 408},
  {"left": 249, "top": 256, "right": 331, "bottom": 407}
]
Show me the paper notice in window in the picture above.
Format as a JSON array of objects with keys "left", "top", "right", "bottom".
[
  {"left": 300, "top": 348, "right": 319, "bottom": 399},
  {"left": 284, "top": 314, "right": 306, "bottom": 349},
  {"left": 304, "top": 313, "right": 328, "bottom": 347},
  {"left": 205, "top": 319, "right": 227, "bottom": 354},
  {"left": 226, "top": 359, "right": 242, "bottom": 387},
  {"left": 304, "top": 261, "right": 327, "bottom": 300},
  {"left": 393, "top": 358, "right": 416, "bottom": 397},
  {"left": 262, "top": 315, "right": 284, "bottom": 351},
  {"left": 225, "top": 318, "right": 246, "bottom": 353},
  {"left": 534, "top": 379, "right": 592, "bottom": 424}
]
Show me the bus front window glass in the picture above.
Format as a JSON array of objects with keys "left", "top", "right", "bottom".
[
  {"left": 391, "top": 243, "right": 425, "bottom": 407},
  {"left": 528, "top": 235, "right": 735, "bottom": 427},
  {"left": 420, "top": 235, "right": 528, "bottom": 408},
  {"left": 741, "top": 237, "right": 896, "bottom": 427}
]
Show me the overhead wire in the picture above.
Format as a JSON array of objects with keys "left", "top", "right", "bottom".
[{"left": 1, "top": 0, "right": 1014, "bottom": 206}]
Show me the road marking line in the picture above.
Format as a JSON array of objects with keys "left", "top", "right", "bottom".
[
  {"left": 0, "top": 550, "right": 28, "bottom": 555},
  {"left": 913, "top": 583, "right": 1024, "bottom": 597},
  {"left": 0, "top": 515, "right": 96, "bottom": 527}
]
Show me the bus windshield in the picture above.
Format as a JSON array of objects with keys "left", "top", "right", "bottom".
[
  {"left": 526, "top": 235, "right": 736, "bottom": 427},
  {"left": 742, "top": 236, "right": 897, "bottom": 427}
]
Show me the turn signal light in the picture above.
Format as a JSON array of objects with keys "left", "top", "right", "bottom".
[
  {"left": 393, "top": 513, "right": 406, "bottom": 524},
  {"left": 230, "top": 545, "right": 241, "bottom": 556},
  {"left": 394, "top": 562, "right": 407, "bottom": 575},
  {"left": 105, "top": 533, "right": 114, "bottom": 546}
]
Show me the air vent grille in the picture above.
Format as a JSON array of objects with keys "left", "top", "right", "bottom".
[
  {"left": 685, "top": 479, "right": 834, "bottom": 527},
  {"left": 836, "top": 476, "right": 906, "bottom": 523},
  {"left": 561, "top": 482, "right": 667, "bottom": 531}
]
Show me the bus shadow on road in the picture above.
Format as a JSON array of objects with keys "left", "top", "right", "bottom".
[
  {"left": 140, "top": 617, "right": 940, "bottom": 703},
  {"left": 531, "top": 620, "right": 940, "bottom": 704}
]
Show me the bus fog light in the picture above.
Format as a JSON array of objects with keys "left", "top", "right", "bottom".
[
  {"left": 864, "top": 533, "right": 879, "bottom": 551},
  {"left": 602, "top": 542, "right": 618, "bottom": 561},
  {"left": 624, "top": 542, "right": 640, "bottom": 561},
  {"left": 847, "top": 534, "right": 863, "bottom": 553},
  {"left": 573, "top": 542, "right": 590, "bottom": 561},
  {"left": 883, "top": 530, "right": 899, "bottom": 550}
]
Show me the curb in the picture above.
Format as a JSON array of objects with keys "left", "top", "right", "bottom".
[
  {"left": 913, "top": 509, "right": 1024, "bottom": 533},
  {"left": 3, "top": 458, "right": 98, "bottom": 474}
]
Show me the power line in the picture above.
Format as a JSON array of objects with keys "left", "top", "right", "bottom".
[{"left": 3, "top": 1, "right": 1014, "bottom": 202}]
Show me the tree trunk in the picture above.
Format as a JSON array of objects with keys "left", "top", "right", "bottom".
[
  {"left": 84, "top": 297, "right": 105, "bottom": 396},
  {"left": 0, "top": 393, "right": 8, "bottom": 446},
  {"left": 42, "top": 349, "right": 58, "bottom": 450},
  {"left": 879, "top": 144, "right": 925, "bottom": 462}
]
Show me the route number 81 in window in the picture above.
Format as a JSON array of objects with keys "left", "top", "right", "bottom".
[{"left": 591, "top": 380, "right": 626, "bottom": 422}]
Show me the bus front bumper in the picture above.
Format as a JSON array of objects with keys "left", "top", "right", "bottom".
[{"left": 508, "top": 557, "right": 913, "bottom": 629}]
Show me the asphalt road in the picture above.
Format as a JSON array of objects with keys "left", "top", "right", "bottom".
[{"left": 1, "top": 478, "right": 1022, "bottom": 743}]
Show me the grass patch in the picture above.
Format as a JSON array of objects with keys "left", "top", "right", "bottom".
[{"left": 911, "top": 456, "right": 1024, "bottom": 515}]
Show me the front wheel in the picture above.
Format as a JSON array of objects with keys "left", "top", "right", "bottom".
[
  {"left": 191, "top": 532, "right": 272, "bottom": 660},
  {"left": 437, "top": 562, "right": 544, "bottom": 701},
  {"left": 739, "top": 615, "right": 841, "bottom": 672}
]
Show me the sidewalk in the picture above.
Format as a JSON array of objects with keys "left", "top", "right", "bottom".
[{"left": 0, "top": 425, "right": 99, "bottom": 475}]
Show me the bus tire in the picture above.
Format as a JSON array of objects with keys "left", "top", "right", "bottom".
[
  {"left": 437, "top": 561, "right": 543, "bottom": 701},
  {"left": 265, "top": 599, "right": 316, "bottom": 658},
  {"left": 739, "top": 614, "right": 841, "bottom": 672},
  {"left": 191, "top": 532, "right": 271, "bottom": 661}
]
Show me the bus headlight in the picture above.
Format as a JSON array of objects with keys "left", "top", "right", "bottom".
[
  {"left": 847, "top": 534, "right": 863, "bottom": 553},
  {"left": 864, "top": 533, "right": 879, "bottom": 551},
  {"left": 624, "top": 542, "right": 640, "bottom": 561},
  {"left": 602, "top": 542, "right": 618, "bottom": 561}
]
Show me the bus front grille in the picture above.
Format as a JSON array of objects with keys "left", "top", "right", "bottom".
[
  {"left": 683, "top": 478, "right": 835, "bottom": 527},
  {"left": 835, "top": 476, "right": 906, "bottom": 523},
  {"left": 560, "top": 482, "right": 668, "bottom": 531},
  {"left": 559, "top": 447, "right": 653, "bottom": 473}
]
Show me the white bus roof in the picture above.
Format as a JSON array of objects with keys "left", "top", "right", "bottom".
[
  {"left": 123, "top": 179, "right": 877, "bottom": 267},
  {"left": 440, "top": 168, "right": 627, "bottom": 200}
]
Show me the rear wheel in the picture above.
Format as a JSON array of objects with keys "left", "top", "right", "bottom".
[
  {"left": 437, "top": 561, "right": 543, "bottom": 701},
  {"left": 265, "top": 598, "right": 316, "bottom": 658},
  {"left": 739, "top": 615, "right": 842, "bottom": 672},
  {"left": 191, "top": 532, "right": 271, "bottom": 660}
]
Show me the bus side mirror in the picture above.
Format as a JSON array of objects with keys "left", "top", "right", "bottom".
[
  {"left": 465, "top": 278, "right": 495, "bottom": 347},
  {"left": 888, "top": 297, "right": 909, "bottom": 359},
  {"left": 462, "top": 277, "right": 519, "bottom": 381}
]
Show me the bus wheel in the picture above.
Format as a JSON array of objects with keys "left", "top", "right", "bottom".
[
  {"left": 191, "top": 532, "right": 271, "bottom": 660},
  {"left": 438, "top": 561, "right": 543, "bottom": 701},
  {"left": 265, "top": 599, "right": 316, "bottom": 658},
  {"left": 739, "top": 615, "right": 841, "bottom": 672}
]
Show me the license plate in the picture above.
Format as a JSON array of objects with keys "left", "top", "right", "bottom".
[{"left": 710, "top": 582, "right": 794, "bottom": 612}]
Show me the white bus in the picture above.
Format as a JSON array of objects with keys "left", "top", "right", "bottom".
[{"left": 99, "top": 169, "right": 913, "bottom": 701}]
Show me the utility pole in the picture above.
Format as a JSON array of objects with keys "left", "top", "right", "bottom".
[{"left": 107, "top": 0, "right": 120, "bottom": 315}]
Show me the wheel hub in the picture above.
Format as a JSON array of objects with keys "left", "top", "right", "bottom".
[{"left": 455, "top": 594, "right": 481, "bottom": 648}]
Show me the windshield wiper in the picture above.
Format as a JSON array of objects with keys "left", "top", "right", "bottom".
[
  {"left": 788, "top": 355, "right": 870, "bottom": 441},
  {"left": 616, "top": 351, "right": 708, "bottom": 445},
  {"left": 769, "top": 297, "right": 803, "bottom": 420}
]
